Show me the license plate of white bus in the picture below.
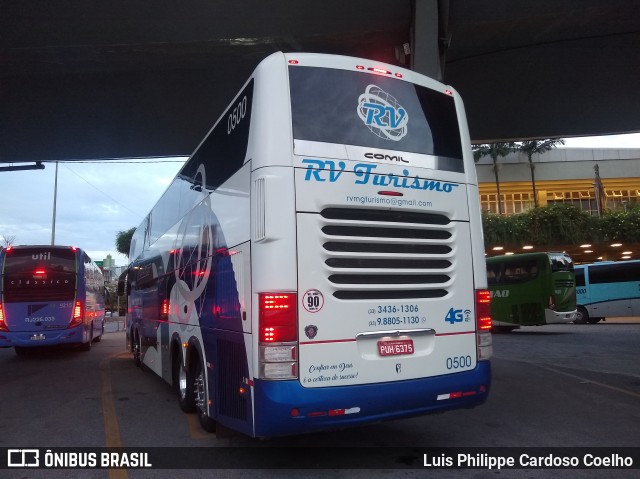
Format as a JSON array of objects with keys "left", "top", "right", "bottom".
[{"left": 377, "top": 339, "right": 414, "bottom": 356}]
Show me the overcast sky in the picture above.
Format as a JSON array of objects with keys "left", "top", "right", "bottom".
[
  {"left": 0, "top": 158, "right": 186, "bottom": 267},
  {"left": 1, "top": 133, "right": 638, "bottom": 267}
]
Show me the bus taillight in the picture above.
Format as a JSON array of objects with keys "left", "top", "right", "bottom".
[
  {"left": 475, "top": 290, "right": 493, "bottom": 361},
  {"left": 259, "top": 293, "right": 297, "bottom": 342},
  {"left": 258, "top": 293, "right": 297, "bottom": 380},
  {"left": 476, "top": 290, "right": 492, "bottom": 331},
  {"left": 0, "top": 304, "right": 8, "bottom": 332},
  {"left": 68, "top": 300, "right": 84, "bottom": 328}
]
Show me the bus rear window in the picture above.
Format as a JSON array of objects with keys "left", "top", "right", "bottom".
[
  {"left": 2, "top": 248, "right": 77, "bottom": 302},
  {"left": 289, "top": 66, "right": 464, "bottom": 165}
]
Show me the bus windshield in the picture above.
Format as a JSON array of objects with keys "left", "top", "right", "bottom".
[
  {"left": 2, "top": 247, "right": 77, "bottom": 302},
  {"left": 548, "top": 252, "right": 574, "bottom": 272},
  {"left": 289, "top": 66, "right": 464, "bottom": 169}
]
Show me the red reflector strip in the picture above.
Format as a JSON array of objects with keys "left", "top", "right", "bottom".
[
  {"left": 308, "top": 411, "right": 326, "bottom": 417},
  {"left": 378, "top": 190, "right": 403, "bottom": 197},
  {"left": 438, "top": 391, "right": 478, "bottom": 400}
]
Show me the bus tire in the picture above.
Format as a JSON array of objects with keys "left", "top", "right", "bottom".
[
  {"left": 174, "top": 347, "right": 196, "bottom": 413},
  {"left": 588, "top": 317, "right": 602, "bottom": 324},
  {"left": 574, "top": 306, "right": 589, "bottom": 324},
  {"left": 193, "top": 357, "right": 216, "bottom": 433},
  {"left": 14, "top": 346, "right": 28, "bottom": 357},
  {"left": 79, "top": 326, "right": 93, "bottom": 351},
  {"left": 93, "top": 323, "right": 104, "bottom": 343},
  {"left": 133, "top": 331, "right": 142, "bottom": 367}
]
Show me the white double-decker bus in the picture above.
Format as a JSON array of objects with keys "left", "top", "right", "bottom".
[{"left": 121, "top": 52, "right": 492, "bottom": 438}]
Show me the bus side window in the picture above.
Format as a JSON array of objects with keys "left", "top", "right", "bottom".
[
  {"left": 486, "top": 264, "right": 501, "bottom": 285},
  {"left": 504, "top": 267, "right": 515, "bottom": 283}
]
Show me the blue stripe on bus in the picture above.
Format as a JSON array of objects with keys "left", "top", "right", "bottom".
[{"left": 252, "top": 362, "right": 491, "bottom": 437}]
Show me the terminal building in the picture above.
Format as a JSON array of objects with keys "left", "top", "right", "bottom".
[{"left": 474, "top": 147, "right": 640, "bottom": 262}]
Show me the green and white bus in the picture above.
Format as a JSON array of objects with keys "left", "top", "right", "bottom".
[{"left": 486, "top": 252, "right": 577, "bottom": 330}]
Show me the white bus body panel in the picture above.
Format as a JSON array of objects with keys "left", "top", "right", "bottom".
[{"left": 294, "top": 164, "right": 478, "bottom": 387}]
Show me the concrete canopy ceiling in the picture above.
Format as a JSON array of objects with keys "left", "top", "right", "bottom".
[{"left": 1, "top": 0, "right": 639, "bottom": 163}]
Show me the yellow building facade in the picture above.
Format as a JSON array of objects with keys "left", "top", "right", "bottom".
[{"left": 474, "top": 147, "right": 640, "bottom": 262}]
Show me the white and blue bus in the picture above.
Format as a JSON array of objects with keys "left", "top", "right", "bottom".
[
  {"left": 0, "top": 245, "right": 106, "bottom": 354},
  {"left": 121, "top": 52, "right": 492, "bottom": 438},
  {"left": 574, "top": 260, "right": 640, "bottom": 323}
]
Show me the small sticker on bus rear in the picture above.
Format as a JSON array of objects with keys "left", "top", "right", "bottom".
[{"left": 302, "top": 289, "right": 324, "bottom": 313}]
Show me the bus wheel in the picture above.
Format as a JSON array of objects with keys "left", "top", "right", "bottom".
[
  {"left": 133, "top": 333, "right": 142, "bottom": 367},
  {"left": 193, "top": 358, "right": 216, "bottom": 433},
  {"left": 14, "top": 347, "right": 28, "bottom": 357},
  {"left": 174, "top": 349, "right": 195, "bottom": 413},
  {"left": 574, "top": 307, "right": 589, "bottom": 324},
  {"left": 93, "top": 323, "right": 104, "bottom": 343},
  {"left": 588, "top": 317, "right": 602, "bottom": 324},
  {"left": 79, "top": 326, "right": 93, "bottom": 351}
]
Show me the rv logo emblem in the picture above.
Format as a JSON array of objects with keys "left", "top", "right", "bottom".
[
  {"left": 304, "top": 325, "right": 318, "bottom": 340},
  {"left": 357, "top": 84, "right": 408, "bottom": 141}
]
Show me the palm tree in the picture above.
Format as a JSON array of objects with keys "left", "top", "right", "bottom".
[
  {"left": 473, "top": 142, "right": 515, "bottom": 215},
  {"left": 517, "top": 139, "right": 565, "bottom": 208}
]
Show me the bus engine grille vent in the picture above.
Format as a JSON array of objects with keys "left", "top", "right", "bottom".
[
  {"left": 320, "top": 208, "right": 454, "bottom": 300},
  {"left": 216, "top": 339, "right": 248, "bottom": 421}
]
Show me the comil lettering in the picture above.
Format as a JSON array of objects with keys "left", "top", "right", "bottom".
[{"left": 364, "top": 152, "right": 409, "bottom": 163}]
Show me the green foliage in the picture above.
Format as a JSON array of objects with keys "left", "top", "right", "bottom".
[
  {"left": 115, "top": 227, "right": 135, "bottom": 257},
  {"left": 596, "top": 203, "right": 640, "bottom": 243},
  {"left": 481, "top": 204, "right": 640, "bottom": 248}
]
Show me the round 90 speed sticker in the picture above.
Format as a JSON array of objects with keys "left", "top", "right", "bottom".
[{"left": 302, "top": 289, "right": 324, "bottom": 313}]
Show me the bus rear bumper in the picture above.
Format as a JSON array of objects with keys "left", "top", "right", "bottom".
[
  {"left": 252, "top": 361, "right": 491, "bottom": 438},
  {"left": 0, "top": 327, "right": 86, "bottom": 348}
]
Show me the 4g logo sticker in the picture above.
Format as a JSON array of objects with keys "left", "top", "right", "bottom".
[{"left": 445, "top": 308, "right": 472, "bottom": 324}]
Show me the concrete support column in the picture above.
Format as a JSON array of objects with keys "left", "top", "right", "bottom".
[{"left": 410, "top": 0, "right": 445, "bottom": 81}]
